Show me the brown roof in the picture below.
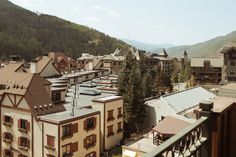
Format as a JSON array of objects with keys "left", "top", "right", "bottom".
[
  {"left": 0, "top": 65, "right": 65, "bottom": 116},
  {"left": 153, "top": 116, "right": 191, "bottom": 136},
  {"left": 48, "top": 52, "right": 69, "bottom": 63},
  {"left": 28, "top": 56, "right": 61, "bottom": 76},
  {"left": 25, "top": 75, "right": 65, "bottom": 116},
  {"left": 0, "top": 62, "right": 24, "bottom": 73}
]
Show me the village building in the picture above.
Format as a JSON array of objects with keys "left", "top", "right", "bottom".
[
  {"left": 0, "top": 62, "right": 124, "bottom": 157},
  {"left": 145, "top": 86, "right": 215, "bottom": 129},
  {"left": 191, "top": 57, "right": 223, "bottom": 84},
  {"left": 221, "top": 46, "right": 236, "bottom": 82}
]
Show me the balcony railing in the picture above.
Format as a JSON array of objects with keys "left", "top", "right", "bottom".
[{"left": 143, "top": 117, "right": 209, "bottom": 157}]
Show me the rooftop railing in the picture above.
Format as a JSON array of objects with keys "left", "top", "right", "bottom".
[{"left": 143, "top": 117, "right": 209, "bottom": 157}]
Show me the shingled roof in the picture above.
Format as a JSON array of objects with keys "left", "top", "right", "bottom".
[{"left": 0, "top": 64, "right": 65, "bottom": 117}]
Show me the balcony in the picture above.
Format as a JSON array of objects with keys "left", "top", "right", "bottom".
[{"left": 143, "top": 98, "right": 236, "bottom": 157}]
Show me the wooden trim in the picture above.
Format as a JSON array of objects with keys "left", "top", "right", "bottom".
[
  {"left": 42, "top": 122, "right": 44, "bottom": 157},
  {"left": 1, "top": 105, "right": 31, "bottom": 112},
  {"left": 31, "top": 115, "right": 34, "bottom": 157},
  {"left": 6, "top": 94, "right": 15, "bottom": 106},
  {"left": 58, "top": 124, "right": 60, "bottom": 157},
  {"left": 14, "top": 95, "right": 16, "bottom": 106},
  {"left": 16, "top": 96, "right": 24, "bottom": 107}
]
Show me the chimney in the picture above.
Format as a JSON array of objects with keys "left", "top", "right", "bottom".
[
  {"left": 30, "top": 61, "right": 37, "bottom": 74},
  {"left": 198, "top": 100, "right": 213, "bottom": 118}
]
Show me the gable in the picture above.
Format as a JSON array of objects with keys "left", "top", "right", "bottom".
[
  {"left": 1, "top": 94, "right": 30, "bottom": 110},
  {"left": 17, "top": 97, "right": 30, "bottom": 109},
  {"left": 40, "top": 60, "right": 61, "bottom": 77},
  {"left": 1, "top": 94, "right": 14, "bottom": 107}
]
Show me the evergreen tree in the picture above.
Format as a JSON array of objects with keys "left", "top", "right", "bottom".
[
  {"left": 143, "top": 70, "right": 155, "bottom": 98},
  {"left": 118, "top": 51, "right": 147, "bottom": 136}
]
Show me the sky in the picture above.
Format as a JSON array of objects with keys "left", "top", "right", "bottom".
[{"left": 9, "top": 0, "right": 236, "bottom": 46}]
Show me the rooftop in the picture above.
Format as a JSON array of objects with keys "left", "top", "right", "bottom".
[
  {"left": 162, "top": 86, "right": 215, "bottom": 113},
  {"left": 191, "top": 57, "right": 223, "bottom": 67},
  {"left": 153, "top": 116, "right": 191, "bottom": 136},
  {"left": 39, "top": 107, "right": 99, "bottom": 124}
]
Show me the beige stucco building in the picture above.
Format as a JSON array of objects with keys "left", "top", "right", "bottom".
[
  {"left": 0, "top": 63, "right": 124, "bottom": 157},
  {"left": 92, "top": 96, "right": 124, "bottom": 152}
]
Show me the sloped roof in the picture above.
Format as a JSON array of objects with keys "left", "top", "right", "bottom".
[
  {"left": 0, "top": 65, "right": 65, "bottom": 116},
  {"left": 161, "top": 86, "right": 215, "bottom": 113},
  {"left": 153, "top": 116, "right": 191, "bottom": 136},
  {"left": 0, "top": 62, "right": 24, "bottom": 73},
  {"left": 191, "top": 57, "right": 223, "bottom": 67}
]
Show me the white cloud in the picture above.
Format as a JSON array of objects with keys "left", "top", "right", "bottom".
[
  {"left": 91, "top": 5, "right": 109, "bottom": 10},
  {"left": 85, "top": 16, "right": 101, "bottom": 22},
  {"left": 11, "top": 0, "right": 44, "bottom": 7},
  {"left": 152, "top": 25, "right": 165, "bottom": 29},
  {"left": 73, "top": 6, "right": 83, "bottom": 11},
  {"left": 107, "top": 9, "right": 120, "bottom": 17}
]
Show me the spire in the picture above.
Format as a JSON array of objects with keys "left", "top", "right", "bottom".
[
  {"left": 184, "top": 50, "right": 187, "bottom": 56},
  {"left": 159, "top": 48, "right": 168, "bottom": 57}
]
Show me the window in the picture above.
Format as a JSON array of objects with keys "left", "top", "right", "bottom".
[
  {"left": 18, "top": 137, "right": 29, "bottom": 150},
  {"left": 86, "top": 151, "right": 96, "bottom": 157},
  {"left": 117, "top": 122, "right": 123, "bottom": 133},
  {"left": 46, "top": 135, "right": 55, "bottom": 150},
  {"left": 62, "top": 142, "right": 78, "bottom": 157},
  {"left": 3, "top": 115, "right": 13, "bottom": 126},
  {"left": 52, "top": 92, "right": 61, "bottom": 102},
  {"left": 107, "top": 110, "right": 114, "bottom": 121},
  {"left": 84, "top": 117, "right": 96, "bottom": 131},
  {"left": 62, "top": 124, "right": 72, "bottom": 138},
  {"left": 4, "top": 149, "right": 13, "bottom": 157},
  {"left": 117, "top": 108, "right": 123, "bottom": 118},
  {"left": 18, "top": 119, "right": 29, "bottom": 132},
  {"left": 84, "top": 134, "right": 96, "bottom": 149},
  {"left": 107, "top": 125, "right": 114, "bottom": 137},
  {"left": 3, "top": 132, "right": 13, "bottom": 143},
  {"left": 230, "top": 61, "right": 235, "bottom": 66},
  {"left": 62, "top": 144, "right": 71, "bottom": 157}
]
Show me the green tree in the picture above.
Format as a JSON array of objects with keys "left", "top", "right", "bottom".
[{"left": 118, "top": 51, "right": 146, "bottom": 136}]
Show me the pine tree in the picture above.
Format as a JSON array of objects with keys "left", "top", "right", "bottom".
[{"left": 118, "top": 50, "right": 147, "bottom": 136}]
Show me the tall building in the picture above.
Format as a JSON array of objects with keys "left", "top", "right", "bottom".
[
  {"left": 221, "top": 46, "right": 236, "bottom": 82},
  {"left": 191, "top": 57, "right": 223, "bottom": 84},
  {"left": 0, "top": 63, "right": 123, "bottom": 157}
]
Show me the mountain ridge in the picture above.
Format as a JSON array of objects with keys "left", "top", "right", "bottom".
[
  {"left": 153, "top": 31, "right": 236, "bottom": 57},
  {"left": 122, "top": 39, "right": 173, "bottom": 52},
  {"left": 0, "top": 0, "right": 130, "bottom": 60}
]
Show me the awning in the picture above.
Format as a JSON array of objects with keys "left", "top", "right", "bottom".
[{"left": 123, "top": 149, "right": 136, "bottom": 157}]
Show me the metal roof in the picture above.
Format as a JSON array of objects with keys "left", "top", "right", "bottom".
[{"left": 161, "top": 87, "right": 215, "bottom": 113}]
